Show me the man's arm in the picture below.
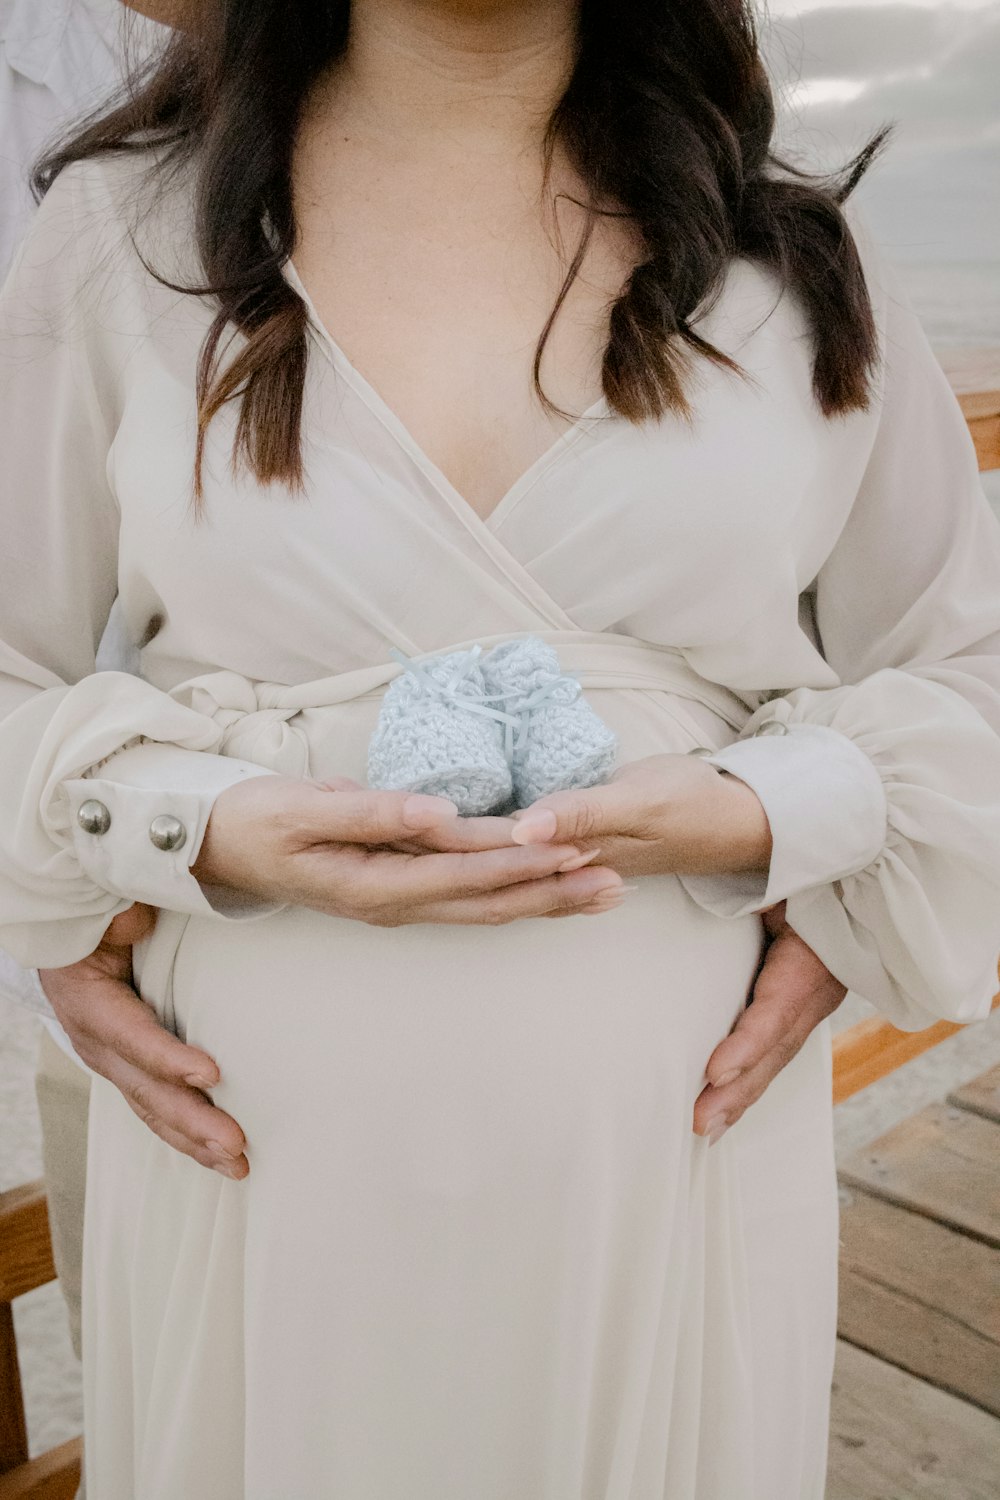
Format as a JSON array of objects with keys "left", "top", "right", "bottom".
[{"left": 38, "top": 905, "right": 251, "bottom": 1179}]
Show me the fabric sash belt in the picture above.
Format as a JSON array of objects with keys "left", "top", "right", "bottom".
[{"left": 168, "top": 631, "right": 752, "bottom": 778}]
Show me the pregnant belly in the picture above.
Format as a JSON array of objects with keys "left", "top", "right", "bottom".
[
  {"left": 131, "top": 678, "right": 762, "bottom": 1196},
  {"left": 152, "top": 881, "right": 763, "bottom": 1203}
]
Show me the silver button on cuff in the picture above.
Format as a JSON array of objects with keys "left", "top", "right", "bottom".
[
  {"left": 77, "top": 799, "right": 112, "bottom": 836},
  {"left": 752, "top": 720, "right": 789, "bottom": 737},
  {"left": 149, "top": 814, "right": 188, "bottom": 853}
]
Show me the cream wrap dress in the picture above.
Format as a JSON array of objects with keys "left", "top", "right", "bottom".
[{"left": 2, "top": 158, "right": 1000, "bottom": 1500}]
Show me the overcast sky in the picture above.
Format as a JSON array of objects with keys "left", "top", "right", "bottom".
[{"left": 758, "top": 0, "right": 999, "bottom": 264}]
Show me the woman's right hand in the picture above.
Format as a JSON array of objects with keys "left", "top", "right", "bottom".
[{"left": 191, "top": 775, "right": 625, "bottom": 924}]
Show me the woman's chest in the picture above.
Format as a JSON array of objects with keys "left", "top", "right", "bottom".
[
  {"left": 291, "top": 139, "right": 640, "bottom": 522},
  {"left": 109, "top": 276, "right": 867, "bottom": 687}
]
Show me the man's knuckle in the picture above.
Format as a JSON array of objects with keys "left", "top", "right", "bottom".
[
  {"left": 775, "top": 1035, "right": 803, "bottom": 1069},
  {"left": 165, "top": 1050, "right": 196, "bottom": 1083},
  {"left": 129, "top": 1080, "right": 158, "bottom": 1122},
  {"left": 73, "top": 1038, "right": 102, "bottom": 1073},
  {"left": 50, "top": 994, "right": 86, "bottom": 1030},
  {"left": 106, "top": 1022, "right": 140, "bottom": 1062},
  {"left": 754, "top": 972, "right": 800, "bottom": 1014},
  {"left": 737, "top": 1072, "right": 769, "bottom": 1108},
  {"left": 214, "top": 1123, "right": 244, "bottom": 1155},
  {"left": 821, "top": 983, "right": 848, "bottom": 1016}
]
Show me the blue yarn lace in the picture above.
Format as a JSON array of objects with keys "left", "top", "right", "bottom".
[{"left": 389, "top": 646, "right": 581, "bottom": 767}]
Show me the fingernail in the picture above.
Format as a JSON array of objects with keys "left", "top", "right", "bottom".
[
  {"left": 704, "top": 1116, "right": 730, "bottom": 1146},
  {"left": 403, "top": 794, "right": 460, "bottom": 828},
  {"left": 207, "top": 1139, "right": 241, "bottom": 1161},
  {"left": 216, "top": 1162, "right": 245, "bottom": 1180},
  {"left": 558, "top": 849, "right": 601, "bottom": 872},
  {"left": 185, "top": 1073, "right": 217, "bottom": 1090},
  {"left": 511, "top": 809, "right": 558, "bottom": 845},
  {"left": 584, "top": 883, "right": 633, "bottom": 906},
  {"left": 584, "top": 892, "right": 626, "bottom": 913},
  {"left": 713, "top": 1068, "right": 743, "bottom": 1089}
]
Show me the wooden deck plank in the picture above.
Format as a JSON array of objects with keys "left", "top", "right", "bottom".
[
  {"left": 831, "top": 988, "right": 1000, "bottom": 1104},
  {"left": 837, "top": 1191, "right": 1000, "bottom": 1415},
  {"left": 937, "top": 348, "right": 1000, "bottom": 470},
  {"left": 949, "top": 1064, "right": 1000, "bottom": 1125},
  {"left": 838, "top": 1102, "right": 1000, "bottom": 1248},
  {"left": 827, "top": 1341, "right": 1000, "bottom": 1500},
  {"left": 0, "top": 1185, "right": 56, "bottom": 1304}
]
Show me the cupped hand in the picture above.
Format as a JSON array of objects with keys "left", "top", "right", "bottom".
[
  {"left": 507, "top": 754, "right": 773, "bottom": 879},
  {"left": 193, "top": 775, "right": 625, "bottom": 925},
  {"left": 692, "top": 901, "right": 848, "bottom": 1143},
  {"left": 37, "top": 904, "right": 251, "bottom": 1180},
  {"left": 35, "top": 784, "right": 625, "bottom": 1185}
]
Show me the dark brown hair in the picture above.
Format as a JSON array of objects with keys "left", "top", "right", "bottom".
[{"left": 35, "top": 0, "right": 892, "bottom": 497}]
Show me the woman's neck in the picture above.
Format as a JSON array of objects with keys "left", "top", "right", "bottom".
[{"left": 330, "top": 0, "right": 579, "bottom": 152}]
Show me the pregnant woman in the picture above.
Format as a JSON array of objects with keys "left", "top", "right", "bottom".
[{"left": 3, "top": 0, "right": 1000, "bottom": 1495}]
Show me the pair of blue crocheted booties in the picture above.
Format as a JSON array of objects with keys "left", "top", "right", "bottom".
[{"left": 368, "top": 638, "right": 618, "bottom": 815}]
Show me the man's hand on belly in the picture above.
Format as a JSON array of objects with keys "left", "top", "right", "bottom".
[
  {"left": 691, "top": 901, "right": 848, "bottom": 1144},
  {"left": 38, "top": 906, "right": 250, "bottom": 1181}
]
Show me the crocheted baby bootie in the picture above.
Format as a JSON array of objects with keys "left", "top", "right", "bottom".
[
  {"left": 481, "top": 638, "right": 618, "bottom": 808},
  {"left": 367, "top": 647, "right": 513, "bottom": 816}
]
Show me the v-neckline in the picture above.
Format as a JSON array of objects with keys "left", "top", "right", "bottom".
[{"left": 283, "top": 259, "right": 610, "bottom": 534}]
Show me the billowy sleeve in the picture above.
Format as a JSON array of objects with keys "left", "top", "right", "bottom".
[
  {"left": 676, "top": 210, "right": 1000, "bottom": 1031},
  {"left": 0, "top": 163, "right": 280, "bottom": 970}
]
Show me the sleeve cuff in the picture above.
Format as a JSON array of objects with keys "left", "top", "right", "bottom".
[
  {"left": 63, "top": 740, "right": 287, "bottom": 922},
  {"left": 0, "top": 948, "right": 55, "bottom": 1016},
  {"left": 676, "top": 720, "right": 889, "bottom": 918}
]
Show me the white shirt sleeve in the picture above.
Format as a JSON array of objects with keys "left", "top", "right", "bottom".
[
  {"left": 0, "top": 164, "right": 283, "bottom": 971},
  {"left": 676, "top": 210, "right": 1000, "bottom": 1032}
]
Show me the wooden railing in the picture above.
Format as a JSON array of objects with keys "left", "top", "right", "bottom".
[
  {"left": 832, "top": 347, "right": 1000, "bottom": 1103},
  {"left": 938, "top": 347, "right": 1000, "bottom": 472},
  {"left": 0, "top": 1185, "right": 81, "bottom": 1500}
]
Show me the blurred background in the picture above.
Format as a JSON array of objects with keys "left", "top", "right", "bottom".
[
  {"left": 763, "top": 0, "right": 1000, "bottom": 512},
  {"left": 1, "top": 2, "right": 998, "bottom": 1494}
]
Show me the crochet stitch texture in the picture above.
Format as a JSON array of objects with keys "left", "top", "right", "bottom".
[
  {"left": 482, "top": 639, "right": 618, "bottom": 805},
  {"left": 367, "top": 638, "right": 618, "bottom": 815},
  {"left": 367, "top": 648, "right": 513, "bottom": 816}
]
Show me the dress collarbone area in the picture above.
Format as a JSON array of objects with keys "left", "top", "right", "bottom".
[
  {"left": 2, "top": 154, "right": 1000, "bottom": 1499},
  {"left": 281, "top": 254, "right": 612, "bottom": 534}
]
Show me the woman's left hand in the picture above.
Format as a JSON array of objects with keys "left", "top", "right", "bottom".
[{"left": 508, "top": 753, "right": 773, "bottom": 878}]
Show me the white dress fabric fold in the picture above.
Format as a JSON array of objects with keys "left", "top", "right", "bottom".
[{"left": 2, "top": 156, "right": 1000, "bottom": 1499}]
